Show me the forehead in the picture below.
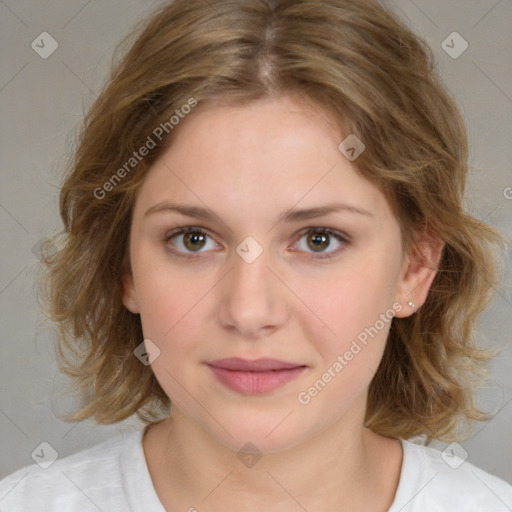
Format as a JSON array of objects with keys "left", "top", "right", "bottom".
[
  {"left": 160, "top": 96, "right": 342, "bottom": 169},
  {"left": 133, "top": 96, "right": 392, "bottom": 223}
]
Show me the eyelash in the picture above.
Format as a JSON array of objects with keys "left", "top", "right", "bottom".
[
  {"left": 296, "top": 228, "right": 350, "bottom": 260},
  {"left": 163, "top": 226, "right": 350, "bottom": 260}
]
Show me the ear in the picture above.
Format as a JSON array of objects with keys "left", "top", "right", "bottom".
[
  {"left": 120, "top": 259, "right": 140, "bottom": 314},
  {"left": 394, "top": 229, "right": 444, "bottom": 318}
]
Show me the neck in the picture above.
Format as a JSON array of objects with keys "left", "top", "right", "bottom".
[{"left": 143, "top": 407, "right": 403, "bottom": 511}]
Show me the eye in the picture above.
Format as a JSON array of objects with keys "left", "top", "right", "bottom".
[
  {"left": 165, "top": 227, "right": 219, "bottom": 254},
  {"left": 293, "top": 228, "right": 349, "bottom": 258}
]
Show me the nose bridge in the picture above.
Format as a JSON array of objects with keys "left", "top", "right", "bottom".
[
  {"left": 232, "top": 248, "right": 270, "bottom": 291},
  {"left": 217, "top": 239, "right": 287, "bottom": 335},
  {"left": 230, "top": 233, "right": 274, "bottom": 289},
  {"left": 229, "top": 243, "right": 275, "bottom": 306}
]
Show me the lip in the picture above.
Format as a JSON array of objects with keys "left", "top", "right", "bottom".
[{"left": 207, "top": 358, "right": 307, "bottom": 395}]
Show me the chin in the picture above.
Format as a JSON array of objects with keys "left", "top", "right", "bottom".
[{"left": 197, "top": 408, "right": 316, "bottom": 455}]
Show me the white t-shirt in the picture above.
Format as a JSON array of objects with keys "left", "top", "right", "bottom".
[{"left": 0, "top": 429, "right": 511, "bottom": 511}]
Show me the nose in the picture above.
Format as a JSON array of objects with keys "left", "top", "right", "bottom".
[{"left": 217, "top": 246, "right": 289, "bottom": 339}]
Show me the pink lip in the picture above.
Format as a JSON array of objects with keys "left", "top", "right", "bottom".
[{"left": 207, "top": 358, "right": 307, "bottom": 395}]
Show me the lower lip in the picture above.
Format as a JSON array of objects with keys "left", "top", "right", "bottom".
[{"left": 208, "top": 365, "right": 306, "bottom": 394}]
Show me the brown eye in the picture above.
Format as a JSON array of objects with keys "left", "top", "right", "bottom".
[
  {"left": 307, "top": 232, "right": 330, "bottom": 252},
  {"left": 183, "top": 231, "right": 207, "bottom": 251},
  {"left": 294, "top": 228, "right": 348, "bottom": 258},
  {"left": 166, "top": 228, "right": 217, "bottom": 254}
]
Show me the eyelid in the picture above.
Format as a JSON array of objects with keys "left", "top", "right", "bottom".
[
  {"left": 291, "top": 227, "right": 350, "bottom": 259},
  {"left": 164, "top": 226, "right": 221, "bottom": 257},
  {"left": 295, "top": 226, "right": 350, "bottom": 241},
  {"left": 164, "top": 226, "right": 211, "bottom": 241}
]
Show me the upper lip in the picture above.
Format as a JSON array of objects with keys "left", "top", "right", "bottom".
[{"left": 207, "top": 358, "right": 305, "bottom": 372}]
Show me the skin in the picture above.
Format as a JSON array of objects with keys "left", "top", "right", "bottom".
[{"left": 122, "top": 95, "right": 443, "bottom": 511}]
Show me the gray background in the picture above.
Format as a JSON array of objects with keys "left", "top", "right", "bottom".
[{"left": 1, "top": 0, "right": 511, "bottom": 485}]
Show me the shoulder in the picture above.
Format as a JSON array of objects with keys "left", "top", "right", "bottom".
[
  {"left": 390, "top": 440, "right": 512, "bottom": 512},
  {"left": 0, "top": 430, "right": 142, "bottom": 512}
]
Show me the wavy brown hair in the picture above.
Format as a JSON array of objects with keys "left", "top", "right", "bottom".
[{"left": 40, "top": 0, "right": 509, "bottom": 442}]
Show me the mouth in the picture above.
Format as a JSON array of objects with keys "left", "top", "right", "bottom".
[{"left": 206, "top": 358, "right": 307, "bottom": 395}]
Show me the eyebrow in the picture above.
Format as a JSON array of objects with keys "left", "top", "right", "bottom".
[{"left": 144, "top": 201, "right": 374, "bottom": 223}]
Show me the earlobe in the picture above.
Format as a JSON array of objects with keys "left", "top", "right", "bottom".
[
  {"left": 121, "top": 267, "right": 140, "bottom": 314},
  {"left": 394, "top": 230, "right": 444, "bottom": 318}
]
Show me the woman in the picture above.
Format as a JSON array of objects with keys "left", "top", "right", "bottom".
[{"left": 1, "top": 0, "right": 511, "bottom": 510}]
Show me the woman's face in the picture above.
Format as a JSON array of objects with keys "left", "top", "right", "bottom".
[{"left": 122, "top": 96, "right": 422, "bottom": 453}]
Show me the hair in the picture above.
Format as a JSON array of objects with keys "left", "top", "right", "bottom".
[{"left": 40, "top": 0, "right": 509, "bottom": 442}]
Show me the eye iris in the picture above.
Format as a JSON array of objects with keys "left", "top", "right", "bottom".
[
  {"left": 307, "top": 232, "right": 329, "bottom": 252},
  {"left": 184, "top": 231, "right": 206, "bottom": 251}
]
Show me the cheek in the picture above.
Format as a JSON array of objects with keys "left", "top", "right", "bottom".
[
  {"left": 132, "top": 244, "right": 216, "bottom": 340},
  {"left": 131, "top": 252, "right": 227, "bottom": 385},
  {"left": 135, "top": 268, "right": 213, "bottom": 405},
  {"left": 299, "top": 259, "right": 399, "bottom": 346},
  {"left": 296, "top": 279, "right": 396, "bottom": 413},
  {"left": 293, "top": 256, "right": 400, "bottom": 405}
]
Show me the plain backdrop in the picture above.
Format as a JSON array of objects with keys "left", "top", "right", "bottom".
[{"left": 1, "top": 0, "right": 511, "bottom": 484}]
